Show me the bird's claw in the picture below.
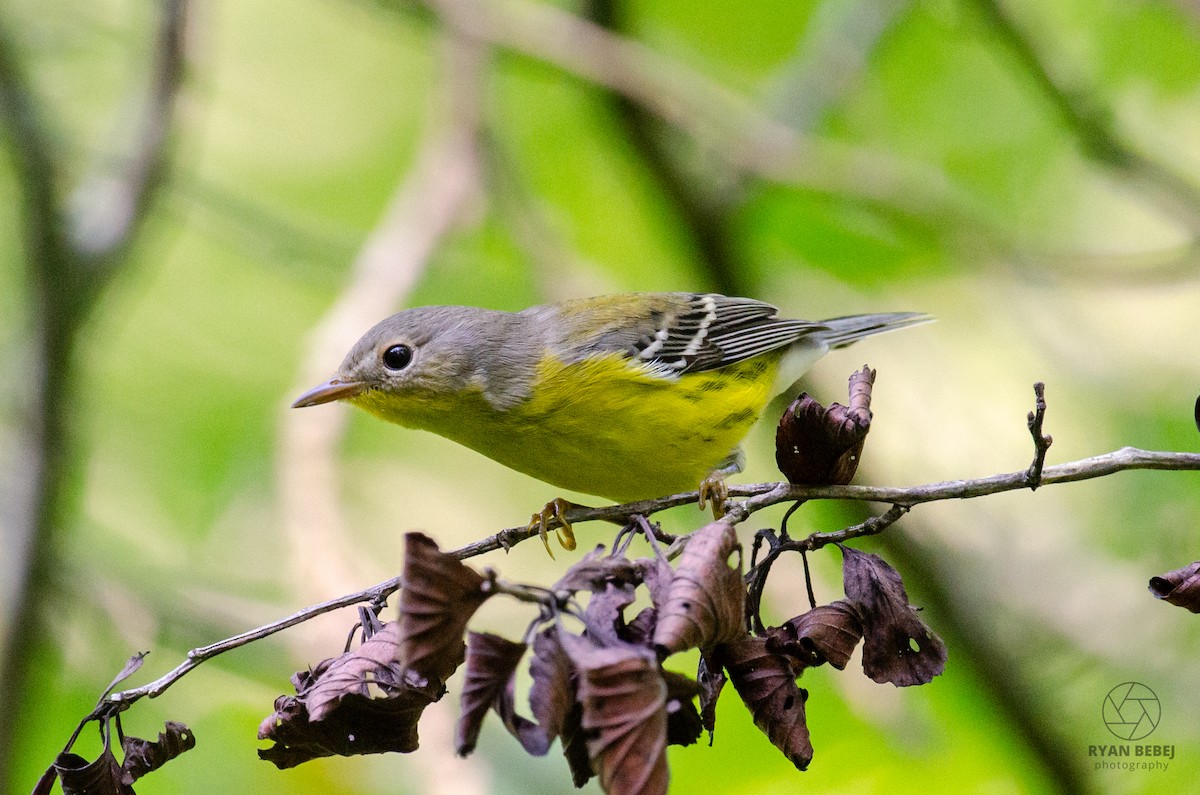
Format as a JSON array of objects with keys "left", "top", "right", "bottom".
[
  {"left": 528, "top": 497, "right": 577, "bottom": 558},
  {"left": 697, "top": 474, "right": 729, "bottom": 519}
]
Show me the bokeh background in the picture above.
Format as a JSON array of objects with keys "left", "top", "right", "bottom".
[{"left": 3, "top": 0, "right": 1200, "bottom": 792}]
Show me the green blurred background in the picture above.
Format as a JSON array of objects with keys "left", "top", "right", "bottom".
[{"left": 3, "top": 0, "right": 1200, "bottom": 792}]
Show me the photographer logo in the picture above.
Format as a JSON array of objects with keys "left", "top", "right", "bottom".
[{"left": 1102, "top": 682, "right": 1159, "bottom": 741}]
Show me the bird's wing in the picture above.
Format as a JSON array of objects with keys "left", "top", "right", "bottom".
[{"left": 560, "top": 293, "right": 826, "bottom": 377}]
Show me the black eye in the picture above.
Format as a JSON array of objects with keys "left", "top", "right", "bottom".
[{"left": 382, "top": 344, "right": 413, "bottom": 371}]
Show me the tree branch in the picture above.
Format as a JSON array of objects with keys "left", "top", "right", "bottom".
[
  {"left": 422, "top": 0, "right": 995, "bottom": 236},
  {"left": 971, "top": 0, "right": 1200, "bottom": 234},
  {"left": 68, "top": 0, "right": 191, "bottom": 266},
  {"left": 103, "top": 441, "right": 1200, "bottom": 711}
]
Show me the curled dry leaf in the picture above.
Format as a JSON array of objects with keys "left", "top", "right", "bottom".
[
  {"left": 455, "top": 632, "right": 531, "bottom": 756},
  {"left": 528, "top": 625, "right": 591, "bottom": 783},
  {"left": 529, "top": 626, "right": 573, "bottom": 749},
  {"left": 399, "top": 532, "right": 489, "bottom": 683},
  {"left": 697, "top": 651, "right": 726, "bottom": 743},
  {"left": 584, "top": 582, "right": 639, "bottom": 647},
  {"left": 722, "top": 634, "right": 813, "bottom": 771},
  {"left": 53, "top": 746, "right": 130, "bottom": 795},
  {"left": 120, "top": 721, "right": 196, "bottom": 785},
  {"left": 553, "top": 545, "right": 641, "bottom": 594},
  {"left": 302, "top": 622, "right": 410, "bottom": 721},
  {"left": 624, "top": 606, "right": 657, "bottom": 646},
  {"left": 775, "top": 366, "right": 875, "bottom": 486},
  {"left": 840, "top": 545, "right": 946, "bottom": 686},
  {"left": 561, "top": 702, "right": 592, "bottom": 788},
  {"left": 652, "top": 521, "right": 745, "bottom": 658},
  {"left": 562, "top": 633, "right": 669, "bottom": 795},
  {"left": 637, "top": 555, "right": 675, "bottom": 607},
  {"left": 1149, "top": 561, "right": 1200, "bottom": 613},
  {"left": 661, "top": 670, "right": 703, "bottom": 748},
  {"left": 258, "top": 622, "right": 441, "bottom": 768},
  {"left": 766, "top": 601, "right": 863, "bottom": 670},
  {"left": 258, "top": 684, "right": 435, "bottom": 768}
]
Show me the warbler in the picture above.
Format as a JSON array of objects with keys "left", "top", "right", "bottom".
[{"left": 293, "top": 292, "right": 925, "bottom": 551}]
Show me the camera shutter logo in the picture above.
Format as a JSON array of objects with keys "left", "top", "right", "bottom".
[{"left": 1102, "top": 683, "right": 1160, "bottom": 741}]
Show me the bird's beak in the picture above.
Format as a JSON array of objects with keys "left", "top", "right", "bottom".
[{"left": 291, "top": 378, "right": 369, "bottom": 408}]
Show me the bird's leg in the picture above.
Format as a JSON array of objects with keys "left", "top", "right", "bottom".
[
  {"left": 697, "top": 448, "right": 744, "bottom": 520},
  {"left": 527, "top": 497, "right": 579, "bottom": 558}
]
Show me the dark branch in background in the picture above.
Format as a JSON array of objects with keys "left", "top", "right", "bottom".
[
  {"left": 971, "top": 0, "right": 1200, "bottom": 234},
  {"left": 875, "top": 530, "right": 1088, "bottom": 794},
  {"left": 69, "top": 0, "right": 190, "bottom": 263},
  {"left": 0, "top": 21, "right": 78, "bottom": 787},
  {"left": 422, "top": 0, "right": 1003, "bottom": 245},
  {"left": 585, "top": 0, "right": 742, "bottom": 296},
  {"left": 584, "top": 0, "right": 913, "bottom": 297},
  {"left": 0, "top": 3, "right": 190, "bottom": 788}
]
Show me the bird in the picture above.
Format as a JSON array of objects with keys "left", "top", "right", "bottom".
[{"left": 293, "top": 292, "right": 927, "bottom": 553}]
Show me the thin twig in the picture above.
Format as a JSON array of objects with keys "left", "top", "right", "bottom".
[
  {"left": 109, "top": 575, "right": 405, "bottom": 704},
  {"left": 1025, "top": 382, "right": 1052, "bottom": 488},
  {"left": 795, "top": 504, "right": 909, "bottom": 551},
  {"left": 743, "top": 505, "right": 908, "bottom": 631}
]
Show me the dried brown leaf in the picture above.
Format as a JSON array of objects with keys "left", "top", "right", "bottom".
[
  {"left": 841, "top": 545, "right": 946, "bottom": 686},
  {"left": 652, "top": 521, "right": 744, "bottom": 658},
  {"left": 54, "top": 747, "right": 131, "bottom": 795},
  {"left": 258, "top": 622, "right": 441, "bottom": 768},
  {"left": 722, "top": 634, "right": 812, "bottom": 771},
  {"left": 697, "top": 651, "right": 726, "bottom": 743},
  {"left": 585, "top": 582, "right": 638, "bottom": 647},
  {"left": 455, "top": 632, "right": 529, "bottom": 756},
  {"left": 120, "top": 721, "right": 196, "bottom": 784},
  {"left": 563, "top": 633, "right": 669, "bottom": 795},
  {"left": 561, "top": 702, "right": 592, "bottom": 788},
  {"left": 637, "top": 555, "right": 675, "bottom": 607},
  {"left": 529, "top": 626, "right": 573, "bottom": 749},
  {"left": 662, "top": 670, "right": 703, "bottom": 747},
  {"left": 258, "top": 686, "right": 433, "bottom": 768},
  {"left": 766, "top": 601, "right": 863, "bottom": 670},
  {"left": 399, "top": 532, "right": 489, "bottom": 683},
  {"left": 624, "top": 607, "right": 657, "bottom": 646},
  {"left": 775, "top": 367, "right": 874, "bottom": 486},
  {"left": 302, "top": 622, "right": 409, "bottom": 721},
  {"left": 553, "top": 545, "right": 641, "bottom": 593},
  {"left": 1149, "top": 561, "right": 1200, "bottom": 613},
  {"left": 528, "top": 626, "right": 592, "bottom": 784}
]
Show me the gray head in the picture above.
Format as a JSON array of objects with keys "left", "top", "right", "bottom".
[{"left": 291, "top": 305, "right": 537, "bottom": 416}]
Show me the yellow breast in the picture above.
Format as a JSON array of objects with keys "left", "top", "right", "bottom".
[{"left": 355, "top": 352, "right": 781, "bottom": 503}]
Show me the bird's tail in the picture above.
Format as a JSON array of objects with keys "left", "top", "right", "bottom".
[{"left": 815, "top": 312, "right": 932, "bottom": 348}]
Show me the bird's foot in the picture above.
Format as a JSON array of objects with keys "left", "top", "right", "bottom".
[
  {"left": 528, "top": 497, "right": 578, "bottom": 558},
  {"left": 697, "top": 474, "right": 729, "bottom": 519}
]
